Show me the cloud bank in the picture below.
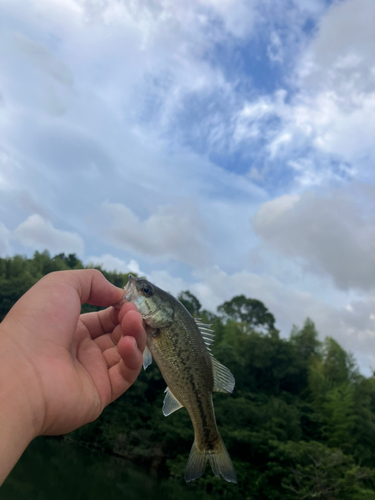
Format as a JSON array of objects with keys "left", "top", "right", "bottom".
[{"left": 1, "top": 0, "right": 375, "bottom": 374}]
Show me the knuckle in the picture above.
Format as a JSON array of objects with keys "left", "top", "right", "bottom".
[{"left": 87, "top": 268, "right": 104, "bottom": 279}]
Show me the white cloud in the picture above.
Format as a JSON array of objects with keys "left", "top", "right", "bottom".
[
  {"left": 0, "top": 0, "right": 222, "bottom": 130},
  {"left": 12, "top": 214, "right": 84, "bottom": 255},
  {"left": 287, "top": 0, "right": 375, "bottom": 169},
  {"left": 226, "top": 0, "right": 375, "bottom": 188},
  {"left": 267, "top": 31, "right": 283, "bottom": 63},
  {"left": 86, "top": 254, "right": 142, "bottom": 276},
  {"left": 0, "top": 148, "right": 24, "bottom": 192},
  {"left": 273, "top": 90, "right": 375, "bottom": 167},
  {"left": 0, "top": 223, "right": 11, "bottom": 256},
  {"left": 252, "top": 185, "right": 375, "bottom": 292},
  {"left": 198, "top": 0, "right": 259, "bottom": 39},
  {"left": 252, "top": 194, "right": 300, "bottom": 226},
  {"left": 0, "top": 0, "right": 325, "bottom": 159},
  {"left": 233, "top": 95, "right": 276, "bottom": 144},
  {"left": 147, "top": 269, "right": 189, "bottom": 298},
  {"left": 316, "top": 293, "right": 375, "bottom": 376},
  {"left": 247, "top": 166, "right": 264, "bottom": 182},
  {"left": 299, "top": 0, "right": 375, "bottom": 95},
  {"left": 101, "top": 202, "right": 211, "bottom": 267},
  {"left": 1, "top": 0, "right": 375, "bottom": 380},
  {"left": 13, "top": 32, "right": 73, "bottom": 87}
]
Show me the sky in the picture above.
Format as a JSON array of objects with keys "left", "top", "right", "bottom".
[{"left": 1, "top": 0, "right": 375, "bottom": 373}]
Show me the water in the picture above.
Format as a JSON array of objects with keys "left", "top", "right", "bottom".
[{"left": 1, "top": 438, "right": 204, "bottom": 500}]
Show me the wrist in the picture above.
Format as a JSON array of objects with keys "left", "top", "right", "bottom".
[{"left": 0, "top": 326, "right": 44, "bottom": 484}]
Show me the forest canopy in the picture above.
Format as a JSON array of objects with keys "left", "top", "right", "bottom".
[{"left": 1, "top": 251, "right": 375, "bottom": 499}]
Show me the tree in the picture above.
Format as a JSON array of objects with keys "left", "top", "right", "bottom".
[
  {"left": 55, "top": 253, "right": 83, "bottom": 269},
  {"left": 177, "top": 290, "right": 201, "bottom": 317},
  {"left": 217, "top": 295, "right": 275, "bottom": 333},
  {"left": 323, "top": 384, "right": 356, "bottom": 453},
  {"left": 322, "top": 337, "right": 358, "bottom": 387},
  {"left": 290, "top": 319, "right": 321, "bottom": 362},
  {"left": 276, "top": 441, "right": 375, "bottom": 500}
]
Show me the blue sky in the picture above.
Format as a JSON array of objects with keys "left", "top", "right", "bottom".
[{"left": 1, "top": 0, "right": 375, "bottom": 373}]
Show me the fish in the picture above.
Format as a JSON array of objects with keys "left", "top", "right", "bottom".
[{"left": 121, "top": 274, "right": 237, "bottom": 483}]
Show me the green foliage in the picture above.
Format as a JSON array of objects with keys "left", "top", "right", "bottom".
[
  {"left": 217, "top": 294, "right": 276, "bottom": 333},
  {"left": 323, "top": 383, "right": 356, "bottom": 451},
  {"left": 0, "top": 251, "right": 135, "bottom": 319},
  {"left": 322, "top": 337, "right": 359, "bottom": 386},
  {"left": 275, "top": 441, "right": 375, "bottom": 500},
  {"left": 290, "top": 318, "right": 321, "bottom": 362},
  {"left": 2, "top": 252, "right": 375, "bottom": 499},
  {"left": 177, "top": 290, "right": 201, "bottom": 316}
]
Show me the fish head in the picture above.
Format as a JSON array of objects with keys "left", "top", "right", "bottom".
[{"left": 124, "top": 275, "right": 174, "bottom": 328}]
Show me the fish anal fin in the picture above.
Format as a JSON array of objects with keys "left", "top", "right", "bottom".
[
  {"left": 163, "top": 388, "right": 183, "bottom": 417},
  {"left": 212, "top": 357, "right": 235, "bottom": 394},
  {"left": 143, "top": 345, "right": 153, "bottom": 370}
]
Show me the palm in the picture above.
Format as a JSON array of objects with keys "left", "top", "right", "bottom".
[
  {"left": 2, "top": 271, "right": 146, "bottom": 437},
  {"left": 32, "top": 308, "right": 144, "bottom": 436}
]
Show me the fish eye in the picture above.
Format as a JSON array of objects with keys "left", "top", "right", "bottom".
[{"left": 142, "top": 284, "right": 154, "bottom": 297}]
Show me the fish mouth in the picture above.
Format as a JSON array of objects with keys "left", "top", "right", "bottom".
[
  {"left": 127, "top": 274, "right": 136, "bottom": 286},
  {"left": 123, "top": 274, "right": 138, "bottom": 302},
  {"left": 112, "top": 275, "right": 138, "bottom": 309}
]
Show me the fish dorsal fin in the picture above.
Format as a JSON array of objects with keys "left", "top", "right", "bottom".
[
  {"left": 163, "top": 387, "right": 183, "bottom": 416},
  {"left": 194, "top": 318, "right": 215, "bottom": 349},
  {"left": 143, "top": 345, "right": 153, "bottom": 370},
  {"left": 212, "top": 357, "right": 235, "bottom": 394}
]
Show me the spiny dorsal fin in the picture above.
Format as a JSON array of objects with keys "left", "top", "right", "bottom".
[
  {"left": 143, "top": 345, "right": 153, "bottom": 370},
  {"left": 194, "top": 318, "right": 215, "bottom": 348},
  {"left": 163, "top": 387, "right": 183, "bottom": 416},
  {"left": 211, "top": 357, "right": 235, "bottom": 394}
]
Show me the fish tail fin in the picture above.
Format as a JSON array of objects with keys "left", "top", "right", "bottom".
[
  {"left": 208, "top": 437, "right": 237, "bottom": 483},
  {"left": 184, "top": 438, "right": 237, "bottom": 483},
  {"left": 184, "top": 442, "right": 207, "bottom": 483}
]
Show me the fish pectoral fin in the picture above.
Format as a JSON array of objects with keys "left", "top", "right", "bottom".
[
  {"left": 143, "top": 346, "right": 153, "bottom": 370},
  {"left": 212, "top": 357, "right": 235, "bottom": 394},
  {"left": 162, "top": 388, "right": 183, "bottom": 416}
]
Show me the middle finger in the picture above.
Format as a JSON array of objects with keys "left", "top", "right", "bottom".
[{"left": 94, "top": 324, "right": 124, "bottom": 351}]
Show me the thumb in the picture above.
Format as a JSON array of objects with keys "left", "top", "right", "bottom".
[{"left": 43, "top": 269, "right": 125, "bottom": 306}]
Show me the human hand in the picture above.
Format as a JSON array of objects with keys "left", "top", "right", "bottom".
[{"left": 0, "top": 269, "right": 146, "bottom": 439}]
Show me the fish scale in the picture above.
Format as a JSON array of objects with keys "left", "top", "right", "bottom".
[
  {"left": 121, "top": 274, "right": 237, "bottom": 483},
  {"left": 151, "top": 321, "right": 218, "bottom": 450}
]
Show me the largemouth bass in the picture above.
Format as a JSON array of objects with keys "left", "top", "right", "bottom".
[{"left": 121, "top": 275, "right": 237, "bottom": 483}]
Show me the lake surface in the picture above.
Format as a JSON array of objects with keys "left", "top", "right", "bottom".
[{"left": 1, "top": 438, "right": 210, "bottom": 500}]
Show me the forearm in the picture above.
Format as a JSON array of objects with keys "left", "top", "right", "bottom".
[{"left": 0, "top": 333, "right": 39, "bottom": 485}]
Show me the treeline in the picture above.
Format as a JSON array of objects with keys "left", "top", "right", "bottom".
[{"left": 1, "top": 251, "right": 375, "bottom": 499}]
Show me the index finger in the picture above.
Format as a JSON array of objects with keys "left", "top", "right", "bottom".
[{"left": 80, "top": 307, "right": 120, "bottom": 339}]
